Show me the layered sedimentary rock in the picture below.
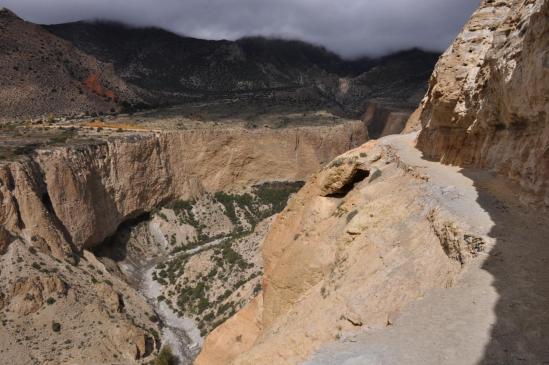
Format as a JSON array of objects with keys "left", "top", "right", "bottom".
[
  {"left": 417, "top": 0, "right": 549, "bottom": 205},
  {"left": 0, "top": 122, "right": 366, "bottom": 257},
  {"left": 0, "top": 122, "right": 365, "bottom": 365}
]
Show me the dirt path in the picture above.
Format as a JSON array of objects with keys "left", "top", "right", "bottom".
[{"left": 305, "top": 133, "right": 549, "bottom": 364}]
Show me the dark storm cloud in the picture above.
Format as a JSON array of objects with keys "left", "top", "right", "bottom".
[{"left": 1, "top": 0, "right": 480, "bottom": 58}]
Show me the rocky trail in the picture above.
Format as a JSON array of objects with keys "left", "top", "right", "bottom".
[{"left": 305, "top": 133, "right": 549, "bottom": 364}]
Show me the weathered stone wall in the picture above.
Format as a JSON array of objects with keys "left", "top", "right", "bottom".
[{"left": 417, "top": 0, "right": 549, "bottom": 206}]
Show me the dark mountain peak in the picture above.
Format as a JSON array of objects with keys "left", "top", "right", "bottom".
[
  {"left": 378, "top": 47, "right": 438, "bottom": 62},
  {"left": 0, "top": 7, "right": 22, "bottom": 21},
  {"left": 236, "top": 35, "right": 335, "bottom": 55}
]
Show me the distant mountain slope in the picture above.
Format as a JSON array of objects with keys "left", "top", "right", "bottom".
[
  {"left": 0, "top": 8, "right": 438, "bottom": 124},
  {"left": 45, "top": 21, "right": 374, "bottom": 94},
  {"left": 45, "top": 20, "right": 438, "bottom": 112},
  {"left": 345, "top": 49, "right": 439, "bottom": 105},
  {"left": 0, "top": 8, "right": 142, "bottom": 122}
]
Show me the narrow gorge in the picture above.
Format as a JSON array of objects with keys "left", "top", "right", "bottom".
[{"left": 0, "top": 0, "right": 547, "bottom": 364}]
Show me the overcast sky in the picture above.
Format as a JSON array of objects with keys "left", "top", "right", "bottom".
[{"left": 1, "top": 0, "right": 479, "bottom": 58}]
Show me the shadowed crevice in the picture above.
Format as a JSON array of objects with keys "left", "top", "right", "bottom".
[{"left": 326, "top": 169, "right": 370, "bottom": 198}]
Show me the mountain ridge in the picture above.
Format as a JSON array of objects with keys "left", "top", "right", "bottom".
[{"left": 0, "top": 7, "right": 438, "bottom": 127}]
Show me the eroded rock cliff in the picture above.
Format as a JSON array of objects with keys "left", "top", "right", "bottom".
[
  {"left": 0, "top": 122, "right": 366, "bottom": 258},
  {"left": 417, "top": 0, "right": 549, "bottom": 205},
  {"left": 196, "top": 136, "right": 488, "bottom": 365}
]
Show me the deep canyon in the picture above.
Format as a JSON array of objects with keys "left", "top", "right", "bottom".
[{"left": 0, "top": 0, "right": 548, "bottom": 364}]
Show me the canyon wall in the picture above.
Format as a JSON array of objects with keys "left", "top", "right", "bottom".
[
  {"left": 416, "top": 0, "right": 549, "bottom": 206},
  {"left": 0, "top": 122, "right": 366, "bottom": 258}
]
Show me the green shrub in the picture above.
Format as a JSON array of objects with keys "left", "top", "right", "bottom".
[
  {"left": 154, "top": 346, "right": 177, "bottom": 365},
  {"left": 46, "top": 297, "right": 56, "bottom": 305},
  {"left": 197, "top": 297, "right": 210, "bottom": 313},
  {"left": 253, "top": 181, "right": 303, "bottom": 215},
  {"left": 214, "top": 192, "right": 239, "bottom": 226},
  {"left": 52, "top": 321, "right": 61, "bottom": 332}
]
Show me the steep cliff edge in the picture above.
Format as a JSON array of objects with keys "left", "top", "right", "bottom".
[
  {"left": 196, "top": 135, "right": 494, "bottom": 365},
  {"left": 416, "top": 0, "right": 549, "bottom": 206},
  {"left": 0, "top": 122, "right": 366, "bottom": 258},
  {"left": 196, "top": 1, "right": 549, "bottom": 364},
  {"left": 197, "top": 133, "right": 549, "bottom": 365}
]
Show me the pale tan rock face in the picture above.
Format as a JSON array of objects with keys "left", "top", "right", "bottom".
[
  {"left": 417, "top": 0, "right": 549, "bottom": 206},
  {"left": 402, "top": 106, "right": 422, "bottom": 133},
  {"left": 196, "top": 295, "right": 263, "bottom": 365},
  {"left": 108, "top": 322, "right": 150, "bottom": 360},
  {"left": 9, "top": 275, "right": 67, "bottom": 315},
  {"left": 197, "top": 3, "right": 549, "bottom": 362},
  {"left": 196, "top": 139, "right": 480, "bottom": 364},
  {"left": 0, "top": 123, "right": 366, "bottom": 257},
  {"left": 361, "top": 102, "right": 412, "bottom": 138}
]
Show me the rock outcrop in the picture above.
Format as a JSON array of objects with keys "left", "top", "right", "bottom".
[
  {"left": 361, "top": 102, "right": 412, "bottom": 138},
  {"left": 196, "top": 137, "right": 487, "bottom": 364},
  {"left": 0, "top": 239, "right": 159, "bottom": 365},
  {"left": 8, "top": 275, "right": 68, "bottom": 315},
  {"left": 0, "top": 123, "right": 366, "bottom": 257},
  {"left": 416, "top": 0, "right": 549, "bottom": 206}
]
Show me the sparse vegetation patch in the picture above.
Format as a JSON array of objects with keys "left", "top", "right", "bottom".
[{"left": 149, "top": 181, "right": 303, "bottom": 336}]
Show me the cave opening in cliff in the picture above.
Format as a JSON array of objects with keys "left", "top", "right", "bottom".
[
  {"left": 93, "top": 212, "right": 151, "bottom": 262},
  {"left": 327, "top": 168, "right": 370, "bottom": 198}
]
